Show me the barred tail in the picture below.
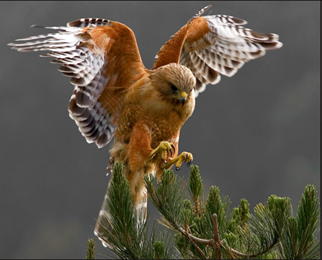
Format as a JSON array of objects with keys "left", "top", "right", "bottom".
[
  {"left": 94, "top": 191, "right": 112, "bottom": 248},
  {"left": 94, "top": 186, "right": 148, "bottom": 248},
  {"left": 136, "top": 188, "right": 148, "bottom": 224}
]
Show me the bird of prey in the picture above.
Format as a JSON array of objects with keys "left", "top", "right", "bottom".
[{"left": 9, "top": 5, "right": 282, "bottom": 247}]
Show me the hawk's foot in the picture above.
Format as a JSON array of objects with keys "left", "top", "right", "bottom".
[
  {"left": 148, "top": 141, "right": 175, "bottom": 163},
  {"left": 164, "top": 151, "right": 193, "bottom": 170}
]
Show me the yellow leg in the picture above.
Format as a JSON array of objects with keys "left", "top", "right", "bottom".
[
  {"left": 149, "top": 141, "right": 193, "bottom": 171},
  {"left": 163, "top": 152, "right": 193, "bottom": 171},
  {"left": 148, "top": 141, "right": 175, "bottom": 163}
]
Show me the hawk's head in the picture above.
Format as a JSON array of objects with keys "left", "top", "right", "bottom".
[{"left": 151, "top": 63, "right": 196, "bottom": 106}]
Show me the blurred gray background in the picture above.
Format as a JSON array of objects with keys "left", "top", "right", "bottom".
[{"left": 0, "top": 1, "right": 319, "bottom": 258}]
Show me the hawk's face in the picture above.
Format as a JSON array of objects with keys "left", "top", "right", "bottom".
[{"left": 151, "top": 63, "right": 196, "bottom": 106}]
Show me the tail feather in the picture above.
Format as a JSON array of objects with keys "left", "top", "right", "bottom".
[
  {"left": 136, "top": 188, "right": 148, "bottom": 225},
  {"left": 94, "top": 186, "right": 148, "bottom": 248},
  {"left": 94, "top": 193, "right": 112, "bottom": 248}
]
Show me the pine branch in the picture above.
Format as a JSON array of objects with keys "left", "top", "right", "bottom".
[
  {"left": 184, "top": 222, "right": 207, "bottom": 259},
  {"left": 94, "top": 163, "right": 320, "bottom": 259},
  {"left": 278, "top": 185, "right": 320, "bottom": 259},
  {"left": 145, "top": 169, "right": 225, "bottom": 258},
  {"left": 86, "top": 238, "right": 95, "bottom": 259},
  {"left": 145, "top": 166, "right": 320, "bottom": 259},
  {"left": 176, "top": 214, "right": 222, "bottom": 258},
  {"left": 188, "top": 165, "right": 203, "bottom": 217},
  {"left": 144, "top": 170, "right": 186, "bottom": 231},
  {"left": 95, "top": 162, "right": 178, "bottom": 259}
]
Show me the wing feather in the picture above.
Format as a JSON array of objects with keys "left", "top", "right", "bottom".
[
  {"left": 9, "top": 19, "right": 147, "bottom": 148},
  {"left": 153, "top": 6, "right": 282, "bottom": 96}
]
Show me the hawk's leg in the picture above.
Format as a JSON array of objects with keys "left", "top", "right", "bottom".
[
  {"left": 148, "top": 141, "right": 176, "bottom": 163},
  {"left": 148, "top": 141, "right": 193, "bottom": 171},
  {"left": 164, "top": 151, "right": 193, "bottom": 171}
]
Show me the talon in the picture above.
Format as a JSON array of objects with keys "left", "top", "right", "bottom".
[
  {"left": 171, "top": 143, "right": 175, "bottom": 153},
  {"left": 164, "top": 160, "right": 168, "bottom": 164},
  {"left": 162, "top": 150, "right": 193, "bottom": 170},
  {"left": 149, "top": 141, "right": 175, "bottom": 162}
]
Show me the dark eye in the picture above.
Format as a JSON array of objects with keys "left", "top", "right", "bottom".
[{"left": 170, "top": 84, "right": 178, "bottom": 92}]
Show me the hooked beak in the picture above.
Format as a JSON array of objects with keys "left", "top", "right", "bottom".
[{"left": 180, "top": 91, "right": 187, "bottom": 106}]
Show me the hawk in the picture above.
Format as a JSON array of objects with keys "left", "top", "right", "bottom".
[{"left": 9, "top": 5, "right": 282, "bottom": 247}]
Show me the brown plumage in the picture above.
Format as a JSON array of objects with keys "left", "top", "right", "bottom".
[{"left": 8, "top": 5, "right": 282, "bottom": 247}]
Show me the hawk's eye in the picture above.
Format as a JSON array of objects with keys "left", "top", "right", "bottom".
[{"left": 170, "top": 84, "right": 178, "bottom": 92}]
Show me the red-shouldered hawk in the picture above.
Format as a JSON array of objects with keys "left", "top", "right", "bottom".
[{"left": 9, "top": 5, "right": 282, "bottom": 248}]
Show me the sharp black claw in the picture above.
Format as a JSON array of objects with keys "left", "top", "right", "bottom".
[
  {"left": 176, "top": 167, "right": 180, "bottom": 171},
  {"left": 171, "top": 144, "right": 175, "bottom": 153},
  {"left": 164, "top": 160, "right": 168, "bottom": 164},
  {"left": 186, "top": 161, "right": 191, "bottom": 167}
]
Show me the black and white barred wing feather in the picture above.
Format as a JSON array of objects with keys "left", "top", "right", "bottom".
[
  {"left": 184, "top": 14, "right": 282, "bottom": 96},
  {"left": 153, "top": 7, "right": 282, "bottom": 97},
  {"left": 9, "top": 18, "right": 146, "bottom": 148},
  {"left": 9, "top": 20, "right": 114, "bottom": 148}
]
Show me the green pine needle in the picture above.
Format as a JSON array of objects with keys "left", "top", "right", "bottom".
[
  {"left": 188, "top": 165, "right": 203, "bottom": 216},
  {"left": 94, "top": 163, "right": 319, "bottom": 259},
  {"left": 278, "top": 185, "right": 320, "bottom": 259},
  {"left": 86, "top": 238, "right": 95, "bottom": 259}
]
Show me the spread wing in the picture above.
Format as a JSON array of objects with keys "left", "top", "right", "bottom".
[
  {"left": 153, "top": 5, "right": 283, "bottom": 97},
  {"left": 9, "top": 18, "right": 146, "bottom": 148}
]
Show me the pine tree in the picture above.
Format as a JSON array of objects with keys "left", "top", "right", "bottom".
[{"left": 88, "top": 162, "right": 320, "bottom": 259}]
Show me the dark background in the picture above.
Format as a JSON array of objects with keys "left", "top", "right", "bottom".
[{"left": 0, "top": 1, "right": 319, "bottom": 258}]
